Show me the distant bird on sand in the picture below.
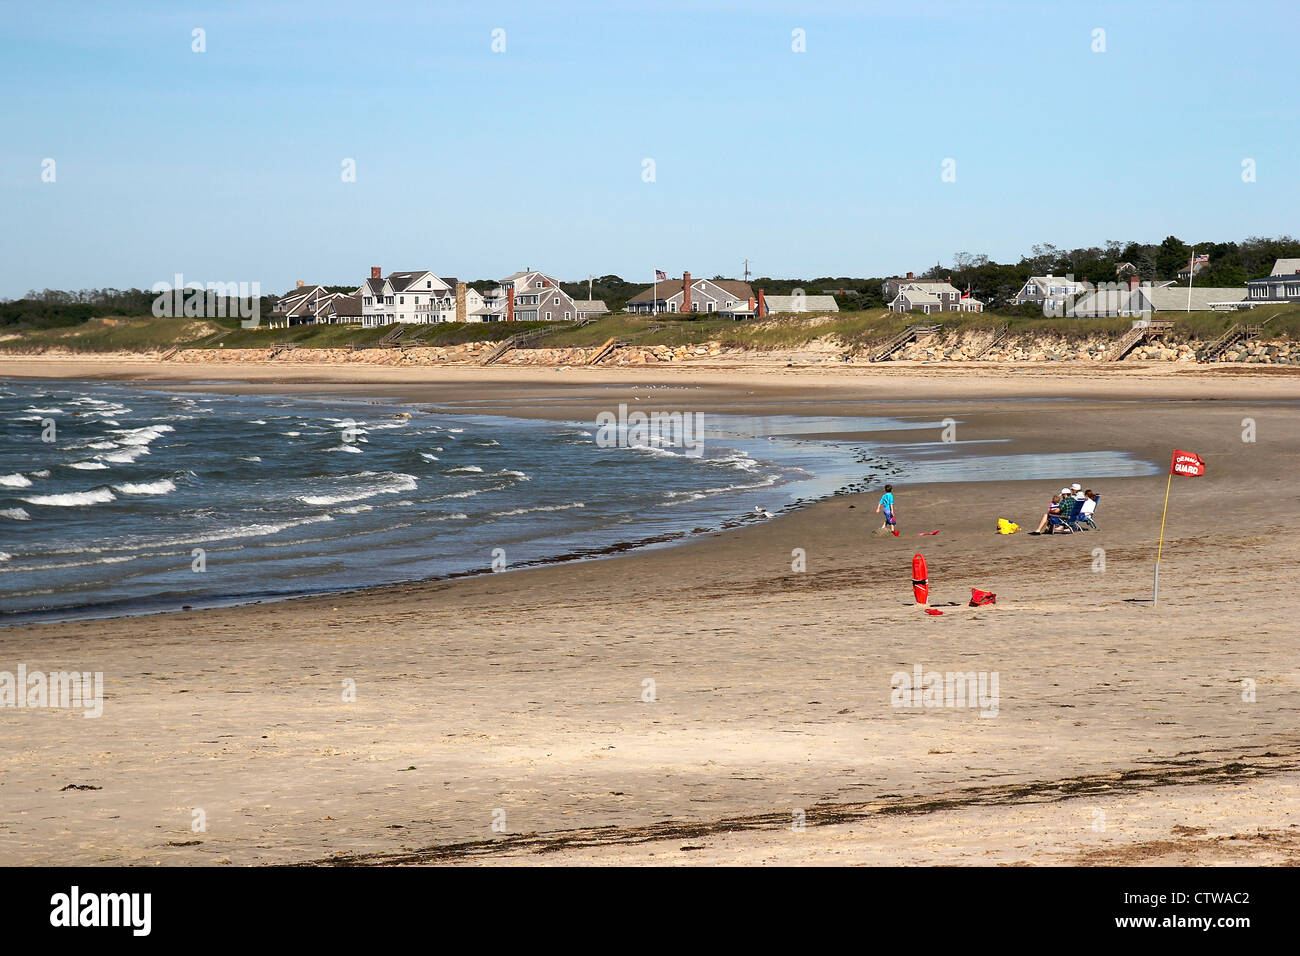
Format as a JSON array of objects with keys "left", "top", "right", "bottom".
[{"left": 754, "top": 506, "right": 770, "bottom": 517}]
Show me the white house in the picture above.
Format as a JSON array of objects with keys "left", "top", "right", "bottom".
[
  {"left": 356, "top": 267, "right": 457, "bottom": 326},
  {"left": 1012, "top": 274, "right": 1089, "bottom": 310}
]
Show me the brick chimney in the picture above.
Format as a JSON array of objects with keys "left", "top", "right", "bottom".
[
  {"left": 371, "top": 266, "right": 381, "bottom": 279},
  {"left": 681, "top": 272, "right": 692, "bottom": 313},
  {"left": 906, "top": 271, "right": 914, "bottom": 279},
  {"left": 296, "top": 279, "right": 304, "bottom": 288},
  {"left": 506, "top": 287, "right": 515, "bottom": 322},
  {"left": 757, "top": 289, "right": 766, "bottom": 316},
  {"left": 1128, "top": 274, "right": 1140, "bottom": 291},
  {"left": 455, "top": 282, "right": 467, "bottom": 323}
]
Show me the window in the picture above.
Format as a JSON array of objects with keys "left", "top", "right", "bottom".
[
  {"left": 564, "top": 311, "right": 571, "bottom": 319},
  {"left": 545, "top": 312, "right": 552, "bottom": 320},
  {"left": 399, "top": 296, "right": 404, "bottom": 304}
]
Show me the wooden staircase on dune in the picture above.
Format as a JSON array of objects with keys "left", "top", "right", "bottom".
[
  {"left": 1106, "top": 321, "right": 1174, "bottom": 361},
  {"left": 159, "top": 330, "right": 224, "bottom": 360},
  {"left": 869, "top": 324, "right": 941, "bottom": 363},
  {"left": 1199, "top": 322, "right": 1262, "bottom": 362},
  {"left": 479, "top": 327, "right": 549, "bottom": 366},
  {"left": 971, "top": 323, "right": 1011, "bottom": 360},
  {"left": 586, "top": 337, "right": 622, "bottom": 365}
]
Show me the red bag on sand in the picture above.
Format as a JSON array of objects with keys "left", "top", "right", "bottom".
[
  {"left": 969, "top": 589, "right": 996, "bottom": 607},
  {"left": 924, "top": 608, "right": 944, "bottom": 616}
]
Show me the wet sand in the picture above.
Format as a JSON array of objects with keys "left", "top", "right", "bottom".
[{"left": 1, "top": 357, "right": 1298, "bottom": 865}]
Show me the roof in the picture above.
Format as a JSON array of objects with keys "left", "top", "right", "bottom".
[
  {"left": 762, "top": 295, "right": 840, "bottom": 313},
  {"left": 386, "top": 271, "right": 448, "bottom": 293},
  {"left": 1025, "top": 275, "right": 1087, "bottom": 289},
  {"left": 894, "top": 290, "right": 941, "bottom": 305},
  {"left": 574, "top": 299, "right": 608, "bottom": 312},
  {"left": 901, "top": 280, "right": 960, "bottom": 296},
  {"left": 628, "top": 278, "right": 754, "bottom": 304},
  {"left": 1140, "top": 287, "right": 1246, "bottom": 310},
  {"left": 1270, "top": 258, "right": 1300, "bottom": 276},
  {"left": 324, "top": 293, "right": 363, "bottom": 315}
]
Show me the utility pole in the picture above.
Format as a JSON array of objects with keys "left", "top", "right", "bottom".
[{"left": 587, "top": 274, "right": 593, "bottom": 301}]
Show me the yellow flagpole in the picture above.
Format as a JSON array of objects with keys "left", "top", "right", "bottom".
[{"left": 1153, "top": 467, "right": 1174, "bottom": 606}]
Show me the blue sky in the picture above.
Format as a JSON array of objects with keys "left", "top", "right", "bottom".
[{"left": 1, "top": 0, "right": 1296, "bottom": 297}]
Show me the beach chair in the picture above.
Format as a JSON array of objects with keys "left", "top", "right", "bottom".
[
  {"left": 1079, "top": 494, "right": 1100, "bottom": 530},
  {"left": 1048, "top": 498, "right": 1081, "bottom": 534}
]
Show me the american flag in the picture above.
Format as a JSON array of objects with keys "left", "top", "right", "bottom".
[
  {"left": 1191, "top": 254, "right": 1209, "bottom": 266},
  {"left": 655, "top": 270, "right": 667, "bottom": 281}
]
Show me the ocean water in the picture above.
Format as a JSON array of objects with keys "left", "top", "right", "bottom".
[{"left": 0, "top": 381, "right": 1159, "bottom": 623}]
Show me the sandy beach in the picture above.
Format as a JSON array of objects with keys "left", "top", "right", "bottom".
[{"left": 2, "top": 356, "right": 1298, "bottom": 866}]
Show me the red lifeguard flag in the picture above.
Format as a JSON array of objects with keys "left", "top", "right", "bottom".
[{"left": 1170, "top": 450, "right": 1206, "bottom": 477}]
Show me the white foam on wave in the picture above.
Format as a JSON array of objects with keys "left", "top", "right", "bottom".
[
  {"left": 19, "top": 488, "right": 117, "bottom": 507},
  {"left": 0, "top": 473, "right": 32, "bottom": 488},
  {"left": 111, "top": 424, "right": 174, "bottom": 446},
  {"left": 98, "top": 446, "right": 150, "bottom": 464},
  {"left": 67, "top": 460, "right": 110, "bottom": 470},
  {"left": 420, "top": 453, "right": 439, "bottom": 461},
  {"left": 659, "top": 472, "right": 782, "bottom": 504},
  {"left": 239, "top": 456, "right": 262, "bottom": 462},
  {"left": 632, "top": 444, "right": 683, "bottom": 459},
  {"left": 297, "top": 471, "right": 418, "bottom": 506},
  {"left": 0, "top": 507, "right": 31, "bottom": 520},
  {"left": 326, "top": 444, "right": 363, "bottom": 454},
  {"left": 113, "top": 479, "right": 176, "bottom": 496},
  {"left": 492, "top": 502, "right": 585, "bottom": 517},
  {"left": 492, "top": 469, "right": 530, "bottom": 480},
  {"left": 710, "top": 453, "right": 759, "bottom": 472},
  {"left": 445, "top": 465, "right": 483, "bottom": 474}
]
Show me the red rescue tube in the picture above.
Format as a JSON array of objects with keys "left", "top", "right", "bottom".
[{"left": 912, "top": 553, "right": 929, "bottom": 606}]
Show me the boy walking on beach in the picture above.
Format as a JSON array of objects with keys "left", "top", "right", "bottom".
[{"left": 876, "top": 484, "right": 899, "bottom": 536}]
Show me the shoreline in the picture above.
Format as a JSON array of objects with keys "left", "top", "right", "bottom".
[
  {"left": 2, "top": 372, "right": 1159, "bottom": 627},
  {"left": 3, "top": 363, "right": 1298, "bottom": 866}
]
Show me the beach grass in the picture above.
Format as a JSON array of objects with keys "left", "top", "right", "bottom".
[{"left": 3, "top": 305, "right": 1299, "bottom": 354}]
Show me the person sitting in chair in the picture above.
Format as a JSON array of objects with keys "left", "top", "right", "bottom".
[{"left": 1031, "top": 495, "right": 1062, "bottom": 535}]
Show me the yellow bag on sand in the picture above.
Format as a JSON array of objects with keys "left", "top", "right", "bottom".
[{"left": 997, "top": 518, "right": 1020, "bottom": 535}]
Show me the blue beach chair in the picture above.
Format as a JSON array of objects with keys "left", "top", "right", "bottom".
[
  {"left": 1079, "top": 494, "right": 1100, "bottom": 530},
  {"left": 1048, "top": 497, "right": 1082, "bottom": 534}
]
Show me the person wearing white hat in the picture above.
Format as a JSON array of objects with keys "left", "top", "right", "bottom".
[{"left": 1071, "top": 483, "right": 1085, "bottom": 501}]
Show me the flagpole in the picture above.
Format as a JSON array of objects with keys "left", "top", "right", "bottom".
[
  {"left": 1153, "top": 466, "right": 1174, "bottom": 606},
  {"left": 653, "top": 269, "right": 657, "bottom": 317},
  {"left": 1186, "top": 247, "right": 1195, "bottom": 312}
]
